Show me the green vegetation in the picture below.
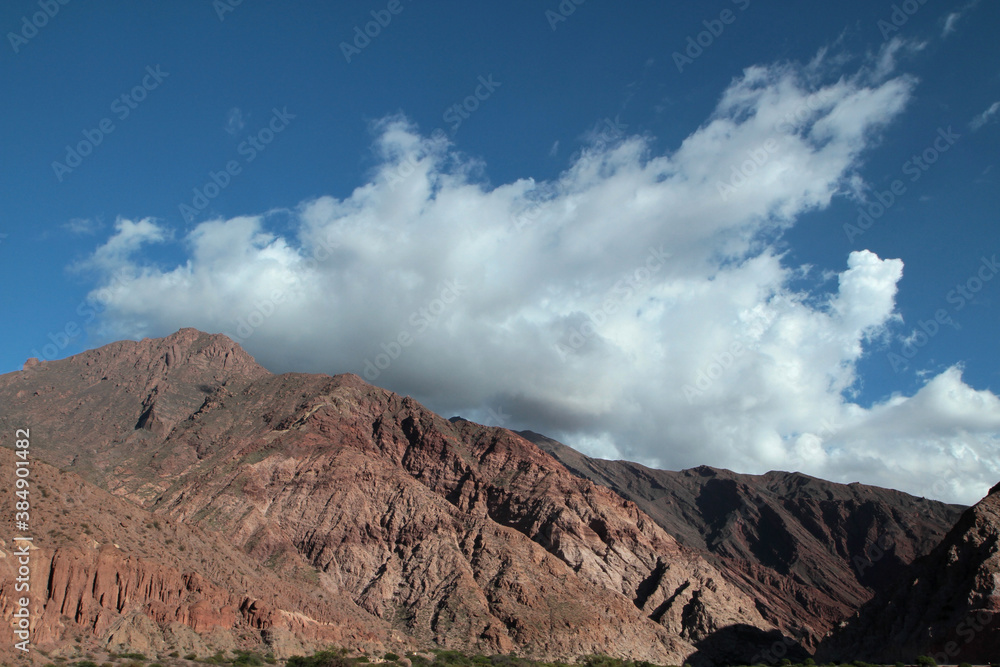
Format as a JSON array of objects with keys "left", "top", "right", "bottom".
[
  {"left": 111, "top": 653, "right": 147, "bottom": 662},
  {"left": 286, "top": 649, "right": 352, "bottom": 667},
  {"left": 915, "top": 658, "right": 936, "bottom": 667}
]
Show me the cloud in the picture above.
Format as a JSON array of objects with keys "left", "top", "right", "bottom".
[
  {"left": 79, "top": 53, "right": 1000, "bottom": 505},
  {"left": 969, "top": 101, "right": 1000, "bottom": 131},
  {"left": 63, "top": 218, "right": 102, "bottom": 235},
  {"left": 74, "top": 217, "right": 168, "bottom": 274},
  {"left": 942, "top": 0, "right": 981, "bottom": 37},
  {"left": 225, "top": 107, "right": 246, "bottom": 135}
]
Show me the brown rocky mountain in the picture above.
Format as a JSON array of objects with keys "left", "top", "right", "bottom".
[
  {"left": 0, "top": 329, "right": 979, "bottom": 664},
  {"left": 518, "top": 431, "right": 965, "bottom": 654},
  {"left": 0, "top": 446, "right": 391, "bottom": 663},
  {"left": 818, "top": 482, "right": 1000, "bottom": 664},
  {"left": 0, "top": 329, "right": 770, "bottom": 664}
]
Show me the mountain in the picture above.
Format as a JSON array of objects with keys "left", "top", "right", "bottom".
[
  {"left": 518, "top": 430, "right": 965, "bottom": 652},
  {"left": 0, "top": 329, "right": 771, "bottom": 664},
  {"left": 818, "top": 482, "right": 1000, "bottom": 663},
  {"left": 0, "top": 446, "right": 390, "bottom": 660},
  {"left": 0, "top": 329, "right": 977, "bottom": 664}
]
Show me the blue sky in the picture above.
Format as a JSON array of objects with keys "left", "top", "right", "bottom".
[{"left": 2, "top": 1, "right": 999, "bottom": 503}]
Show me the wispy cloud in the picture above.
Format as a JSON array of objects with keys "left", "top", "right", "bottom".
[
  {"left": 63, "top": 217, "right": 102, "bottom": 235},
  {"left": 225, "top": 107, "right": 246, "bottom": 135},
  {"left": 969, "top": 101, "right": 1000, "bottom": 131},
  {"left": 942, "top": 0, "right": 981, "bottom": 37}
]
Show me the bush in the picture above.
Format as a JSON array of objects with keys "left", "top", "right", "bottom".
[
  {"left": 184, "top": 655, "right": 197, "bottom": 662},
  {"left": 233, "top": 652, "right": 265, "bottom": 667},
  {"left": 916, "top": 657, "right": 937, "bottom": 667},
  {"left": 384, "top": 655, "right": 400, "bottom": 663},
  {"left": 286, "top": 650, "right": 352, "bottom": 667}
]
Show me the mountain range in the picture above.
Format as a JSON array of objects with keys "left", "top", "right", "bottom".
[{"left": 0, "top": 329, "right": 995, "bottom": 664}]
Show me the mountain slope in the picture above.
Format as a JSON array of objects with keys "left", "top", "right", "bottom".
[
  {"left": 520, "top": 430, "right": 964, "bottom": 650},
  {"left": 0, "top": 446, "right": 391, "bottom": 663},
  {"left": 819, "top": 483, "right": 1000, "bottom": 663},
  {"left": 0, "top": 329, "right": 774, "bottom": 663}
]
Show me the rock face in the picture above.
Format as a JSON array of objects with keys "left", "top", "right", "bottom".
[
  {"left": 0, "top": 329, "right": 769, "bottom": 663},
  {"left": 520, "top": 430, "right": 965, "bottom": 651},
  {"left": 818, "top": 485, "right": 1000, "bottom": 664},
  {"left": 0, "top": 447, "right": 390, "bottom": 662},
  {"left": 0, "top": 329, "right": 981, "bottom": 663}
]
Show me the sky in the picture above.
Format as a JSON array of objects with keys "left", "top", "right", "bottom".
[{"left": 1, "top": 1, "right": 999, "bottom": 505}]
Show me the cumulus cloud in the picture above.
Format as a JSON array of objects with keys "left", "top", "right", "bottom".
[{"left": 78, "top": 54, "right": 1000, "bottom": 505}]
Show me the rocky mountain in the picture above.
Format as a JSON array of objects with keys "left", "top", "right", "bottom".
[
  {"left": 818, "top": 482, "right": 1000, "bottom": 664},
  {"left": 520, "top": 432, "right": 965, "bottom": 653},
  {"left": 0, "top": 329, "right": 983, "bottom": 664},
  {"left": 0, "top": 446, "right": 390, "bottom": 662},
  {"left": 0, "top": 329, "right": 769, "bottom": 664}
]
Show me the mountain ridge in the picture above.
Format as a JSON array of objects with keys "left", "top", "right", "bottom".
[{"left": 0, "top": 329, "right": 985, "bottom": 663}]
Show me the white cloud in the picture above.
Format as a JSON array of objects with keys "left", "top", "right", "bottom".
[
  {"left": 942, "top": 0, "right": 981, "bottom": 37},
  {"left": 79, "top": 53, "right": 1000, "bottom": 506},
  {"left": 63, "top": 218, "right": 102, "bottom": 235},
  {"left": 75, "top": 217, "right": 168, "bottom": 273},
  {"left": 970, "top": 101, "right": 1000, "bottom": 131}
]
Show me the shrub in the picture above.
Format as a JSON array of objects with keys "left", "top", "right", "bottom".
[
  {"left": 184, "top": 655, "right": 197, "bottom": 662},
  {"left": 384, "top": 655, "right": 400, "bottom": 663},
  {"left": 916, "top": 657, "right": 937, "bottom": 667},
  {"left": 286, "top": 650, "right": 352, "bottom": 667},
  {"left": 233, "top": 652, "right": 265, "bottom": 667}
]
